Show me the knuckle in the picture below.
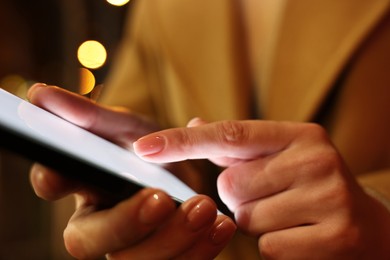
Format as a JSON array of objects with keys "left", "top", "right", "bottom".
[
  {"left": 304, "top": 147, "right": 343, "bottom": 175},
  {"left": 293, "top": 129, "right": 345, "bottom": 180},
  {"left": 234, "top": 206, "right": 254, "bottom": 234},
  {"left": 324, "top": 220, "right": 362, "bottom": 256},
  {"left": 258, "top": 235, "right": 278, "bottom": 260},
  {"left": 216, "top": 170, "right": 236, "bottom": 210},
  {"left": 176, "top": 128, "right": 199, "bottom": 151},
  {"left": 63, "top": 223, "right": 88, "bottom": 260},
  {"left": 217, "top": 120, "right": 248, "bottom": 145},
  {"left": 326, "top": 180, "right": 353, "bottom": 211},
  {"left": 301, "top": 123, "right": 329, "bottom": 142}
]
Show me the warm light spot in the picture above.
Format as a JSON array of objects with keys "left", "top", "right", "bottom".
[
  {"left": 79, "top": 68, "right": 96, "bottom": 95},
  {"left": 0, "top": 74, "right": 29, "bottom": 98},
  {"left": 77, "top": 40, "right": 107, "bottom": 69},
  {"left": 106, "top": 0, "right": 130, "bottom": 6}
]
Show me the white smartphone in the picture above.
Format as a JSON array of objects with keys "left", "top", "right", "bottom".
[{"left": 0, "top": 88, "right": 197, "bottom": 206}]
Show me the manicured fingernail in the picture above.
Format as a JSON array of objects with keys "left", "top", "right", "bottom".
[
  {"left": 139, "top": 191, "right": 175, "bottom": 225},
  {"left": 185, "top": 199, "right": 217, "bottom": 231},
  {"left": 27, "top": 83, "right": 47, "bottom": 100},
  {"left": 134, "top": 136, "right": 165, "bottom": 156},
  {"left": 186, "top": 117, "right": 207, "bottom": 128},
  {"left": 187, "top": 117, "right": 200, "bottom": 127},
  {"left": 31, "top": 164, "right": 46, "bottom": 190},
  {"left": 210, "top": 218, "right": 236, "bottom": 245}
]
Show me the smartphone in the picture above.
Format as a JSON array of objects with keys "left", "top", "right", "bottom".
[{"left": 0, "top": 88, "right": 197, "bottom": 206}]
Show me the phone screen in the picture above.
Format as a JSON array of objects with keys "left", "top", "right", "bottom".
[{"left": 0, "top": 88, "right": 197, "bottom": 205}]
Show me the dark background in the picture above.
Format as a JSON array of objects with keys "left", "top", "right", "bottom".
[{"left": 0, "top": 1, "right": 130, "bottom": 259}]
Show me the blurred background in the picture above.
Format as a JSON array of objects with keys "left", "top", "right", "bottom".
[{"left": 0, "top": 0, "right": 132, "bottom": 259}]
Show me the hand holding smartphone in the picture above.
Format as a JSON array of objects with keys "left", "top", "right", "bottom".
[{"left": 0, "top": 88, "right": 197, "bottom": 205}]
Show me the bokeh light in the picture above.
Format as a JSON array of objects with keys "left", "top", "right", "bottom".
[
  {"left": 106, "top": 0, "right": 130, "bottom": 7},
  {"left": 0, "top": 74, "right": 30, "bottom": 99},
  {"left": 77, "top": 40, "right": 107, "bottom": 69},
  {"left": 78, "top": 68, "right": 96, "bottom": 95}
]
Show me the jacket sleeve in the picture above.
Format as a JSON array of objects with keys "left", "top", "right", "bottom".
[
  {"left": 99, "top": 1, "right": 159, "bottom": 120},
  {"left": 358, "top": 170, "right": 390, "bottom": 212}
]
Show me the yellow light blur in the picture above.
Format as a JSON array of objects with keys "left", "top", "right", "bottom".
[
  {"left": 77, "top": 40, "right": 107, "bottom": 69},
  {"left": 106, "top": 0, "right": 130, "bottom": 6},
  {"left": 0, "top": 74, "right": 29, "bottom": 98},
  {"left": 79, "top": 68, "right": 96, "bottom": 95}
]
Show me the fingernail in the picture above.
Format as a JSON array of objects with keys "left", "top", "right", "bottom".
[
  {"left": 134, "top": 136, "right": 165, "bottom": 156},
  {"left": 139, "top": 191, "right": 175, "bottom": 225},
  {"left": 31, "top": 164, "right": 46, "bottom": 190},
  {"left": 27, "top": 83, "right": 47, "bottom": 101},
  {"left": 185, "top": 199, "right": 217, "bottom": 231},
  {"left": 210, "top": 218, "right": 236, "bottom": 245},
  {"left": 186, "top": 117, "right": 207, "bottom": 127}
]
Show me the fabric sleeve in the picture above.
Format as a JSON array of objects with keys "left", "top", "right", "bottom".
[
  {"left": 98, "top": 1, "right": 158, "bottom": 119},
  {"left": 358, "top": 170, "right": 390, "bottom": 212}
]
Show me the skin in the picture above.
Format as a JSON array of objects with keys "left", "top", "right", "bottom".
[
  {"left": 27, "top": 83, "right": 390, "bottom": 259},
  {"left": 28, "top": 84, "right": 236, "bottom": 260},
  {"left": 133, "top": 118, "right": 390, "bottom": 259}
]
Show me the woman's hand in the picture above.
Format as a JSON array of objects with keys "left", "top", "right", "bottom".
[
  {"left": 28, "top": 85, "right": 236, "bottom": 259},
  {"left": 27, "top": 83, "right": 160, "bottom": 149},
  {"left": 31, "top": 164, "right": 235, "bottom": 259},
  {"left": 134, "top": 119, "right": 390, "bottom": 259}
]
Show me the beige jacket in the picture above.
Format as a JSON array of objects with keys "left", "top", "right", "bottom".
[{"left": 101, "top": 0, "right": 390, "bottom": 258}]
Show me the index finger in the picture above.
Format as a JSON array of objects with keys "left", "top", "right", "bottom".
[
  {"left": 133, "top": 120, "right": 301, "bottom": 163},
  {"left": 27, "top": 84, "right": 158, "bottom": 146}
]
